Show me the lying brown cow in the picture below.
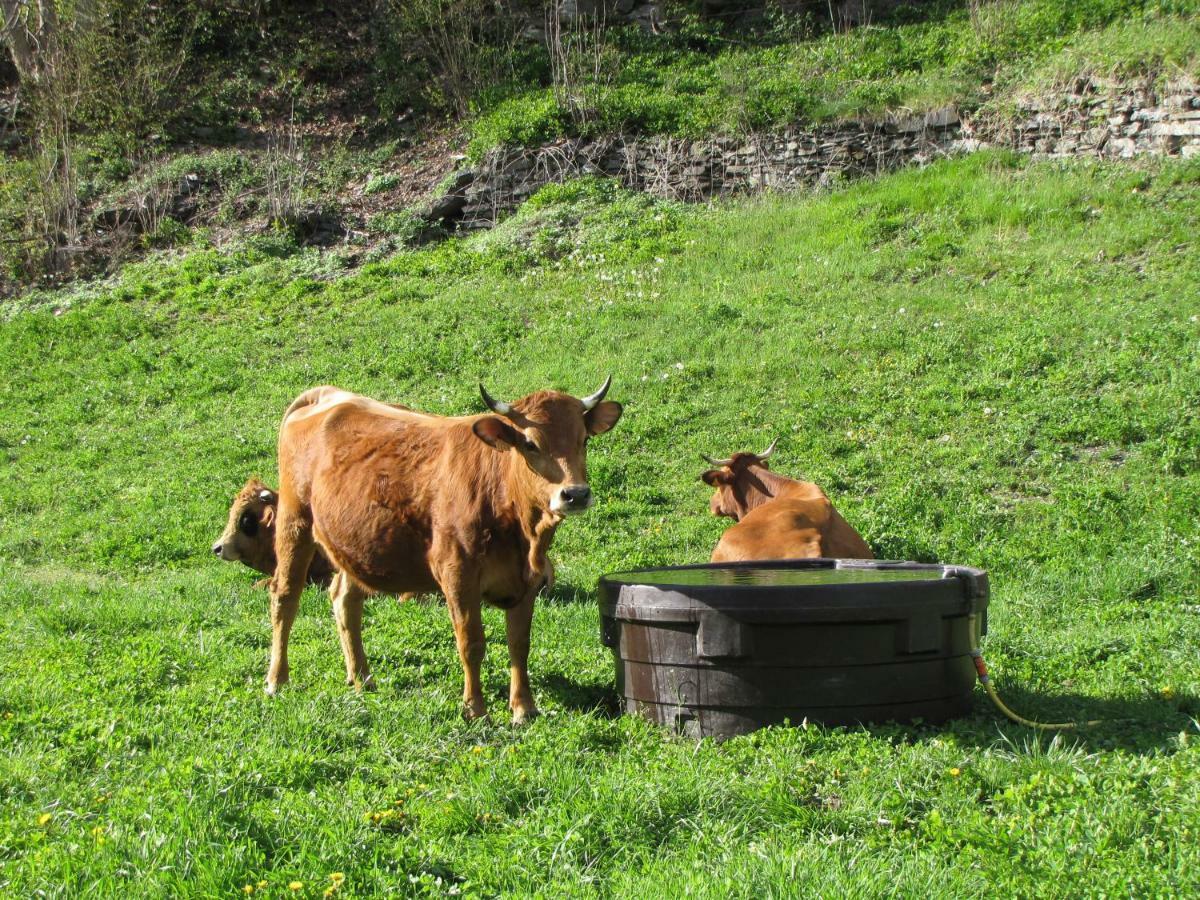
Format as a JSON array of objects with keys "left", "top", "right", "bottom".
[
  {"left": 267, "top": 380, "right": 621, "bottom": 723},
  {"left": 212, "top": 478, "right": 335, "bottom": 587},
  {"left": 701, "top": 440, "right": 873, "bottom": 561}
]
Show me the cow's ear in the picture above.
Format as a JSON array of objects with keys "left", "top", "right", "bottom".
[
  {"left": 473, "top": 416, "right": 521, "bottom": 449},
  {"left": 585, "top": 400, "right": 622, "bottom": 436},
  {"left": 701, "top": 469, "right": 731, "bottom": 486},
  {"left": 261, "top": 504, "right": 276, "bottom": 529}
]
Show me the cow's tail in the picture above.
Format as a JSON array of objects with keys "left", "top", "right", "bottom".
[{"left": 282, "top": 385, "right": 340, "bottom": 423}]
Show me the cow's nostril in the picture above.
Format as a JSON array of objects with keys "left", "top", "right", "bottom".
[
  {"left": 212, "top": 542, "right": 223, "bottom": 556},
  {"left": 563, "top": 485, "right": 591, "bottom": 505}
]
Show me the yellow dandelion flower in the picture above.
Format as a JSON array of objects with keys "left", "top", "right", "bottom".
[
  {"left": 949, "top": 767, "right": 962, "bottom": 777},
  {"left": 324, "top": 890, "right": 334, "bottom": 899},
  {"left": 329, "top": 872, "right": 345, "bottom": 883},
  {"left": 471, "top": 746, "right": 483, "bottom": 754},
  {"left": 289, "top": 881, "right": 304, "bottom": 891},
  {"left": 38, "top": 813, "right": 52, "bottom": 826},
  {"left": 243, "top": 886, "right": 254, "bottom": 895},
  {"left": 1161, "top": 685, "right": 1175, "bottom": 700},
  {"left": 257, "top": 881, "right": 268, "bottom": 889}
]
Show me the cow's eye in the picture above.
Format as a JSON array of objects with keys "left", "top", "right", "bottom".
[
  {"left": 524, "top": 438, "right": 539, "bottom": 453},
  {"left": 238, "top": 510, "right": 258, "bottom": 537}
]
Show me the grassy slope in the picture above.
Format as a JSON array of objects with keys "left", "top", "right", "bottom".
[
  {"left": 1, "top": 153, "right": 1199, "bottom": 896},
  {"left": 469, "top": 0, "right": 1200, "bottom": 155}
]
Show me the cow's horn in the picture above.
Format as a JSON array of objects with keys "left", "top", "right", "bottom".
[
  {"left": 479, "top": 383, "right": 513, "bottom": 416},
  {"left": 757, "top": 438, "right": 779, "bottom": 461},
  {"left": 701, "top": 453, "right": 735, "bottom": 467},
  {"left": 581, "top": 375, "right": 612, "bottom": 411}
]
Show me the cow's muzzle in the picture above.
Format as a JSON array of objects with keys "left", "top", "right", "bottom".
[{"left": 554, "top": 484, "right": 592, "bottom": 514}]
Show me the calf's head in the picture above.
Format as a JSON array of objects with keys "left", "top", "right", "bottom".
[
  {"left": 474, "top": 376, "right": 622, "bottom": 515},
  {"left": 212, "top": 478, "right": 278, "bottom": 574},
  {"left": 700, "top": 439, "right": 778, "bottom": 521}
]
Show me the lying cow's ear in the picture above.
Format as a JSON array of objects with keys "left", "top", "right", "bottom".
[
  {"left": 701, "top": 469, "right": 730, "bottom": 486},
  {"left": 585, "top": 400, "right": 622, "bottom": 436},
  {"left": 260, "top": 504, "right": 276, "bottom": 529},
  {"left": 473, "top": 416, "right": 521, "bottom": 449}
]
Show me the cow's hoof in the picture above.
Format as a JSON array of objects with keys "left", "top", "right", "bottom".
[
  {"left": 264, "top": 681, "right": 284, "bottom": 697},
  {"left": 462, "top": 702, "right": 489, "bottom": 722},
  {"left": 511, "top": 705, "right": 540, "bottom": 726}
]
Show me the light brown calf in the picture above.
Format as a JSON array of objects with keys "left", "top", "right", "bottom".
[
  {"left": 701, "top": 440, "right": 873, "bottom": 562},
  {"left": 212, "top": 478, "right": 335, "bottom": 587},
  {"left": 268, "top": 381, "right": 621, "bottom": 723}
]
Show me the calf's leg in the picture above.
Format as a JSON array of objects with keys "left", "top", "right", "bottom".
[
  {"left": 266, "top": 504, "right": 315, "bottom": 695},
  {"left": 438, "top": 567, "right": 487, "bottom": 719},
  {"left": 330, "top": 572, "right": 373, "bottom": 691},
  {"left": 505, "top": 592, "right": 539, "bottom": 724}
]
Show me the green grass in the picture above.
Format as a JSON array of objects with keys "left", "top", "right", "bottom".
[
  {"left": 2, "top": 153, "right": 1200, "bottom": 895},
  {"left": 468, "top": 0, "right": 1200, "bottom": 156}
]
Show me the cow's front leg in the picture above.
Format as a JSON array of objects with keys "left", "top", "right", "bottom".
[
  {"left": 266, "top": 504, "right": 316, "bottom": 695},
  {"left": 439, "top": 566, "right": 487, "bottom": 720},
  {"left": 505, "top": 592, "right": 539, "bottom": 725},
  {"left": 330, "top": 572, "right": 373, "bottom": 691}
]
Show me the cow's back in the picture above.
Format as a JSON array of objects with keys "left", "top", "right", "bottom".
[{"left": 711, "top": 493, "right": 872, "bottom": 561}]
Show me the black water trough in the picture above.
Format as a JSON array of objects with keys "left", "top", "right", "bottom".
[{"left": 598, "top": 559, "right": 989, "bottom": 739}]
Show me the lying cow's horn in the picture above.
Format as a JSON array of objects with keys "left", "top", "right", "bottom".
[
  {"left": 701, "top": 453, "right": 736, "bottom": 467},
  {"left": 757, "top": 438, "right": 779, "bottom": 461},
  {"left": 479, "top": 383, "right": 513, "bottom": 416},
  {"left": 580, "top": 375, "right": 612, "bottom": 411}
]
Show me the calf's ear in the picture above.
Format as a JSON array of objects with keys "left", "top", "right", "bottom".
[
  {"left": 473, "top": 416, "right": 521, "bottom": 449},
  {"left": 585, "top": 400, "right": 623, "bottom": 436}
]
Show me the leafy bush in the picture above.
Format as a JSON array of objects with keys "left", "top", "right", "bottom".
[{"left": 364, "top": 173, "right": 403, "bottom": 195}]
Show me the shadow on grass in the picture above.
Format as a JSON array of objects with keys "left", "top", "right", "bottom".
[
  {"left": 931, "top": 688, "right": 1200, "bottom": 754},
  {"left": 540, "top": 673, "right": 621, "bottom": 718},
  {"left": 535, "top": 673, "right": 1197, "bottom": 752}
]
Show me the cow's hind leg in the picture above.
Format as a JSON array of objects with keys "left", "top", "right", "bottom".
[
  {"left": 505, "top": 592, "right": 539, "bottom": 725},
  {"left": 266, "top": 504, "right": 316, "bottom": 695},
  {"left": 330, "top": 572, "right": 373, "bottom": 691}
]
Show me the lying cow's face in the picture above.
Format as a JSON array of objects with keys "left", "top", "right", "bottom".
[
  {"left": 212, "top": 478, "right": 279, "bottom": 574},
  {"left": 473, "top": 381, "right": 622, "bottom": 516},
  {"left": 701, "top": 453, "right": 767, "bottom": 521}
]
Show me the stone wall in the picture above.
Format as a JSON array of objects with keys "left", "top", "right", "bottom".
[{"left": 425, "top": 79, "right": 1200, "bottom": 232}]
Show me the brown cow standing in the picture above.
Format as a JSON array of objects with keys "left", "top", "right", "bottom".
[
  {"left": 701, "top": 440, "right": 873, "bottom": 562},
  {"left": 267, "top": 380, "right": 622, "bottom": 723},
  {"left": 212, "top": 478, "right": 336, "bottom": 587}
]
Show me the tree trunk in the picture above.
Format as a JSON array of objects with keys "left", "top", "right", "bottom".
[{"left": 1, "top": 0, "right": 41, "bottom": 82}]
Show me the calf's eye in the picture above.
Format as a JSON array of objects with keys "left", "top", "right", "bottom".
[{"left": 238, "top": 510, "right": 258, "bottom": 537}]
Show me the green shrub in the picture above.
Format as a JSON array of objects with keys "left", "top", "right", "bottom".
[{"left": 364, "top": 173, "right": 403, "bottom": 195}]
